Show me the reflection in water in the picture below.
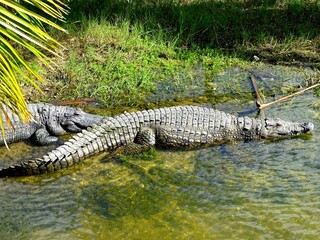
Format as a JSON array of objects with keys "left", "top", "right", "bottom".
[{"left": 0, "top": 92, "right": 319, "bottom": 239}]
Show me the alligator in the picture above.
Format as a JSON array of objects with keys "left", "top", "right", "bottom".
[
  {"left": 0, "top": 105, "right": 313, "bottom": 177},
  {"left": 0, "top": 103, "right": 103, "bottom": 146}
]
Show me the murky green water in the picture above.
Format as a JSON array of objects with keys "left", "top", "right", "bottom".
[{"left": 0, "top": 66, "right": 319, "bottom": 239}]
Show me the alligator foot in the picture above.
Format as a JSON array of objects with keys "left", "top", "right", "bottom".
[{"left": 33, "top": 128, "right": 59, "bottom": 145}]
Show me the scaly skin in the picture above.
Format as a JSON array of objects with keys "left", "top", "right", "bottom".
[
  {"left": 0, "top": 103, "right": 104, "bottom": 146},
  {"left": 0, "top": 106, "right": 313, "bottom": 177}
]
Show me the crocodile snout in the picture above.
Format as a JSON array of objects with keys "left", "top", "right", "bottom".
[{"left": 302, "top": 122, "right": 314, "bottom": 133}]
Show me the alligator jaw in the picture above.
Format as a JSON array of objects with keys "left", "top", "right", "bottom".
[
  {"left": 61, "top": 111, "right": 104, "bottom": 132},
  {"left": 261, "top": 118, "right": 314, "bottom": 138},
  {"left": 73, "top": 112, "right": 104, "bottom": 128}
]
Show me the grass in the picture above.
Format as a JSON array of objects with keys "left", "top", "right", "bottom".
[
  {"left": 25, "top": 0, "right": 319, "bottom": 107},
  {"left": 64, "top": 0, "right": 319, "bottom": 55}
]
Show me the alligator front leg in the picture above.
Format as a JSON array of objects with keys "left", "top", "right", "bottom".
[{"left": 33, "top": 128, "right": 59, "bottom": 145}]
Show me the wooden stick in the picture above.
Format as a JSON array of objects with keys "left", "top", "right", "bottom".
[
  {"left": 259, "top": 82, "right": 320, "bottom": 110},
  {"left": 249, "top": 75, "right": 265, "bottom": 107},
  {"left": 249, "top": 75, "right": 262, "bottom": 101}
]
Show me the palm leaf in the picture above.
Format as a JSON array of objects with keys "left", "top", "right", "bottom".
[{"left": 0, "top": 0, "right": 67, "bottom": 147}]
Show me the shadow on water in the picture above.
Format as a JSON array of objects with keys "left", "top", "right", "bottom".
[{"left": 79, "top": 162, "right": 186, "bottom": 219}]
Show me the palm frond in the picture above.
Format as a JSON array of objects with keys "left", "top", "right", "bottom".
[{"left": 0, "top": 0, "right": 67, "bottom": 146}]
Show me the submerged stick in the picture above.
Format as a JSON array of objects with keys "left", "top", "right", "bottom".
[{"left": 258, "top": 82, "right": 320, "bottom": 110}]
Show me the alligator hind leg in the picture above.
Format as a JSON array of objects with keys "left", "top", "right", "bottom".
[
  {"left": 134, "top": 127, "right": 156, "bottom": 147},
  {"left": 109, "top": 127, "right": 156, "bottom": 157},
  {"left": 33, "top": 128, "right": 59, "bottom": 145}
]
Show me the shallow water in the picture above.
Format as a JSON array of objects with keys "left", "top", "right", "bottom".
[{"left": 0, "top": 91, "right": 319, "bottom": 238}]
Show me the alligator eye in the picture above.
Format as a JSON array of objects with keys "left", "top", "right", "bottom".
[
  {"left": 265, "top": 119, "right": 276, "bottom": 126},
  {"left": 75, "top": 109, "right": 83, "bottom": 115}
]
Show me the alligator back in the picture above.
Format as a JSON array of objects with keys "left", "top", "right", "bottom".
[{"left": 0, "top": 104, "right": 44, "bottom": 146}]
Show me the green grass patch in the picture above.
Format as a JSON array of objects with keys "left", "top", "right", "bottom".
[
  {"left": 25, "top": 0, "right": 319, "bottom": 107},
  {"left": 65, "top": 0, "right": 319, "bottom": 58},
  {"left": 29, "top": 18, "right": 243, "bottom": 107}
]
